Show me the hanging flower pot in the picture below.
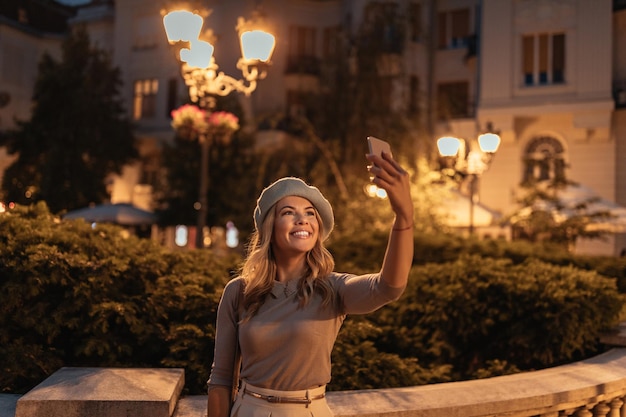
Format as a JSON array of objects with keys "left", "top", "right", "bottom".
[
  {"left": 171, "top": 104, "right": 208, "bottom": 140},
  {"left": 207, "top": 111, "right": 240, "bottom": 144}
]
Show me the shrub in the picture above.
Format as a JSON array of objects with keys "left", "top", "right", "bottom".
[
  {"left": 1, "top": 203, "right": 624, "bottom": 394},
  {"left": 0, "top": 202, "right": 239, "bottom": 393},
  {"left": 372, "top": 255, "right": 625, "bottom": 380}
]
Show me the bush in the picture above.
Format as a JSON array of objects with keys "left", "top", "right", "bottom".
[
  {"left": 1, "top": 203, "right": 625, "bottom": 394},
  {"left": 0, "top": 202, "right": 239, "bottom": 394},
  {"left": 372, "top": 255, "right": 625, "bottom": 380}
]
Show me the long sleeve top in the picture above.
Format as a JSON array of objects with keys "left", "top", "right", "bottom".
[{"left": 207, "top": 272, "right": 405, "bottom": 391}]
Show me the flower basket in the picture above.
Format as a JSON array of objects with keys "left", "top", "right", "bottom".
[
  {"left": 171, "top": 104, "right": 208, "bottom": 140},
  {"left": 171, "top": 105, "right": 240, "bottom": 143}
]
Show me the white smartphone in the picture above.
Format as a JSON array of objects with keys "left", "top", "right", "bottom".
[{"left": 367, "top": 136, "right": 392, "bottom": 158}]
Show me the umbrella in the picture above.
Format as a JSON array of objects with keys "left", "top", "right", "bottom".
[
  {"left": 556, "top": 184, "right": 626, "bottom": 233},
  {"left": 514, "top": 184, "right": 626, "bottom": 233},
  {"left": 63, "top": 203, "right": 158, "bottom": 226}
]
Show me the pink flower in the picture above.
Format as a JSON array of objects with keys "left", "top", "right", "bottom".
[
  {"left": 171, "top": 104, "right": 208, "bottom": 133},
  {"left": 207, "top": 111, "right": 240, "bottom": 131},
  {"left": 170, "top": 105, "right": 240, "bottom": 140}
]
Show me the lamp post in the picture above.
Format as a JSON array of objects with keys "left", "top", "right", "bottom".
[
  {"left": 437, "top": 127, "right": 501, "bottom": 235},
  {"left": 163, "top": 7, "right": 276, "bottom": 248}
]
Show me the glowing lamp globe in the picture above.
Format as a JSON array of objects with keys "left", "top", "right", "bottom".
[
  {"left": 478, "top": 133, "right": 501, "bottom": 154},
  {"left": 240, "top": 30, "right": 276, "bottom": 62},
  {"left": 437, "top": 136, "right": 462, "bottom": 157},
  {"left": 179, "top": 40, "right": 214, "bottom": 68},
  {"left": 163, "top": 10, "right": 203, "bottom": 43}
]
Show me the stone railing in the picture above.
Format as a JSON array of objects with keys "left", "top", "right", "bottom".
[{"left": 4, "top": 325, "right": 626, "bottom": 417}]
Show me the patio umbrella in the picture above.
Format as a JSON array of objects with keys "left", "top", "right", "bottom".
[
  {"left": 556, "top": 184, "right": 626, "bottom": 233},
  {"left": 63, "top": 203, "right": 158, "bottom": 226},
  {"left": 513, "top": 184, "right": 626, "bottom": 233}
]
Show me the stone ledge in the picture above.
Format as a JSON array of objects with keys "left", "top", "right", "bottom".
[
  {"left": 326, "top": 348, "right": 626, "bottom": 417},
  {"left": 15, "top": 367, "right": 184, "bottom": 417},
  {"left": 5, "top": 348, "right": 626, "bottom": 417},
  {"left": 177, "top": 349, "right": 626, "bottom": 417}
]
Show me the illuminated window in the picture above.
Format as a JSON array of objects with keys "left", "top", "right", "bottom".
[
  {"left": 522, "top": 33, "right": 565, "bottom": 86},
  {"left": 133, "top": 79, "right": 158, "bottom": 120}
]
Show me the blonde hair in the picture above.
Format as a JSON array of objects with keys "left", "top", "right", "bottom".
[{"left": 239, "top": 204, "right": 337, "bottom": 319}]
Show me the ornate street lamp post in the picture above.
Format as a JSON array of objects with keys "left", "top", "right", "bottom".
[
  {"left": 437, "top": 126, "right": 501, "bottom": 235},
  {"left": 163, "top": 6, "right": 276, "bottom": 248}
]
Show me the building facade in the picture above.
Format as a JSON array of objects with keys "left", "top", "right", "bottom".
[{"left": 1, "top": 0, "right": 625, "bottom": 254}]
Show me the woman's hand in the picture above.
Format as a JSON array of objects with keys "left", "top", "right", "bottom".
[
  {"left": 366, "top": 151, "right": 414, "bottom": 289},
  {"left": 366, "top": 151, "right": 413, "bottom": 227}
]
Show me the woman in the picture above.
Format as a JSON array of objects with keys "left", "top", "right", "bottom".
[{"left": 207, "top": 151, "right": 414, "bottom": 417}]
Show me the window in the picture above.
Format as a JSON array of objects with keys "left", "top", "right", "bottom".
[
  {"left": 166, "top": 77, "right": 178, "bottom": 118},
  {"left": 323, "top": 26, "right": 340, "bottom": 59},
  {"left": 133, "top": 15, "right": 160, "bottom": 49},
  {"left": 286, "top": 90, "right": 308, "bottom": 118},
  {"left": 409, "top": 3, "right": 422, "bottom": 42},
  {"left": 139, "top": 151, "right": 160, "bottom": 187},
  {"left": 363, "top": 2, "right": 404, "bottom": 53},
  {"left": 286, "top": 26, "right": 319, "bottom": 74},
  {"left": 522, "top": 136, "right": 566, "bottom": 185},
  {"left": 437, "top": 81, "right": 469, "bottom": 120},
  {"left": 522, "top": 33, "right": 565, "bottom": 86},
  {"left": 438, "top": 8, "right": 470, "bottom": 49},
  {"left": 133, "top": 79, "right": 158, "bottom": 120}
]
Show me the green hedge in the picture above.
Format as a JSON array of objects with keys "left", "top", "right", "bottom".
[
  {"left": 1, "top": 203, "right": 624, "bottom": 394},
  {"left": 0, "top": 203, "right": 235, "bottom": 394},
  {"left": 369, "top": 255, "right": 624, "bottom": 382}
]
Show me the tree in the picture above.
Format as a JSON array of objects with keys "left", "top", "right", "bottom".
[{"left": 0, "top": 26, "right": 138, "bottom": 213}]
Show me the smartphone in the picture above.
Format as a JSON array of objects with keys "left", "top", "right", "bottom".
[{"left": 367, "top": 136, "right": 392, "bottom": 158}]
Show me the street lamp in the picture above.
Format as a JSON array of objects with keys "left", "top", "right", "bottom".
[
  {"left": 163, "top": 6, "right": 276, "bottom": 248},
  {"left": 437, "top": 126, "right": 501, "bottom": 235}
]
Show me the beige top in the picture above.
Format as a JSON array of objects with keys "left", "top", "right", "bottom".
[{"left": 208, "top": 272, "right": 405, "bottom": 391}]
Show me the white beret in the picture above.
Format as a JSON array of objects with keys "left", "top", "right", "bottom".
[{"left": 254, "top": 177, "right": 334, "bottom": 241}]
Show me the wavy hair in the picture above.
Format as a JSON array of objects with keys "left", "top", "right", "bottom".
[{"left": 239, "top": 203, "right": 337, "bottom": 319}]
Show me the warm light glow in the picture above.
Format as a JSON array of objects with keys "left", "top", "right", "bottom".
[
  {"left": 364, "top": 184, "right": 388, "bottom": 199},
  {"left": 437, "top": 136, "right": 462, "bottom": 157},
  {"left": 478, "top": 132, "right": 501, "bottom": 153},
  {"left": 240, "top": 30, "right": 276, "bottom": 62},
  {"left": 163, "top": 10, "right": 203, "bottom": 43},
  {"left": 180, "top": 40, "right": 214, "bottom": 68},
  {"left": 163, "top": 7, "right": 275, "bottom": 101},
  {"left": 175, "top": 225, "right": 189, "bottom": 247}
]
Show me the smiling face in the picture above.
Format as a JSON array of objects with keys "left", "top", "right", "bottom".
[{"left": 272, "top": 195, "right": 320, "bottom": 257}]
